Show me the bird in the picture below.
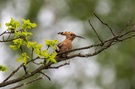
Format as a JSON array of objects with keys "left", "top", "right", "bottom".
[{"left": 56, "top": 31, "right": 85, "bottom": 59}]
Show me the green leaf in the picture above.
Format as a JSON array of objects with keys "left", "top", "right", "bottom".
[
  {"left": 34, "top": 49, "right": 41, "bottom": 57},
  {"left": 22, "top": 18, "right": 37, "bottom": 30},
  {"left": 34, "top": 44, "right": 43, "bottom": 57},
  {"left": 12, "top": 38, "right": 26, "bottom": 49},
  {"left": 49, "top": 52, "right": 57, "bottom": 63},
  {"left": 40, "top": 50, "right": 57, "bottom": 63},
  {"left": 41, "top": 50, "right": 49, "bottom": 58},
  {"left": 10, "top": 45, "right": 18, "bottom": 50},
  {"left": 14, "top": 31, "right": 32, "bottom": 42},
  {"left": 17, "top": 56, "right": 23, "bottom": 62},
  {"left": 27, "top": 41, "right": 37, "bottom": 48},
  {"left": 0, "top": 65, "right": 7, "bottom": 72},
  {"left": 49, "top": 58, "right": 57, "bottom": 63},
  {"left": 14, "top": 31, "right": 21, "bottom": 37},
  {"left": 34, "top": 44, "right": 42, "bottom": 49},
  {"left": 31, "top": 23, "right": 37, "bottom": 28},
  {"left": 5, "top": 17, "right": 20, "bottom": 30},
  {"left": 51, "top": 51, "right": 57, "bottom": 58},
  {"left": 45, "top": 39, "right": 58, "bottom": 50},
  {"left": 17, "top": 53, "right": 29, "bottom": 65}
]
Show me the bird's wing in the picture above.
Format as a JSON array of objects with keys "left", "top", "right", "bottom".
[{"left": 56, "top": 43, "right": 63, "bottom": 53}]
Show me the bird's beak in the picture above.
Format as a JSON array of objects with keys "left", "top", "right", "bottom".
[
  {"left": 58, "top": 32, "right": 62, "bottom": 35},
  {"left": 76, "top": 35, "right": 85, "bottom": 39}
]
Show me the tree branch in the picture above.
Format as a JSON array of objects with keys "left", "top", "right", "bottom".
[
  {"left": 49, "top": 62, "right": 70, "bottom": 69},
  {"left": 0, "top": 13, "right": 135, "bottom": 88},
  {"left": 91, "top": 11, "right": 116, "bottom": 36},
  {"left": 88, "top": 20, "right": 104, "bottom": 45},
  {"left": 10, "top": 75, "right": 45, "bottom": 89}
]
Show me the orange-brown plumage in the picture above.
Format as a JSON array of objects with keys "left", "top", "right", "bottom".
[{"left": 56, "top": 31, "right": 85, "bottom": 58}]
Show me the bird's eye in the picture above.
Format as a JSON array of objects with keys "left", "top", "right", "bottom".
[{"left": 70, "top": 34, "right": 73, "bottom": 36}]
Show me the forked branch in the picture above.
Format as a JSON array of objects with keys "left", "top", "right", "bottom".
[{"left": 0, "top": 12, "right": 135, "bottom": 89}]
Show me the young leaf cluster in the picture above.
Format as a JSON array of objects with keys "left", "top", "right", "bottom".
[
  {"left": 45, "top": 39, "right": 58, "bottom": 50},
  {"left": 0, "top": 65, "right": 7, "bottom": 72},
  {"left": 6, "top": 18, "right": 37, "bottom": 65},
  {"left": 5, "top": 18, "right": 58, "bottom": 68},
  {"left": 22, "top": 18, "right": 36, "bottom": 30},
  {"left": 17, "top": 53, "right": 29, "bottom": 65},
  {"left": 5, "top": 18, "right": 20, "bottom": 31}
]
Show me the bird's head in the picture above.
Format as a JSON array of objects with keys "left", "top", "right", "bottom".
[{"left": 58, "top": 31, "right": 85, "bottom": 41}]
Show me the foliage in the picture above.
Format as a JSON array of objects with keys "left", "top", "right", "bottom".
[
  {"left": 0, "top": 0, "right": 135, "bottom": 89},
  {"left": 0, "top": 18, "right": 59, "bottom": 89},
  {"left": 22, "top": 18, "right": 37, "bottom": 30},
  {"left": 4, "top": 18, "right": 58, "bottom": 67},
  {"left": 0, "top": 65, "right": 7, "bottom": 72},
  {"left": 5, "top": 17, "right": 20, "bottom": 30},
  {"left": 17, "top": 53, "right": 29, "bottom": 65},
  {"left": 45, "top": 39, "right": 58, "bottom": 50}
]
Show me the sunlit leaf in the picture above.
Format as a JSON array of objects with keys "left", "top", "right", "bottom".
[
  {"left": 10, "top": 45, "right": 18, "bottom": 50},
  {"left": 0, "top": 65, "right": 7, "bottom": 72},
  {"left": 35, "top": 44, "right": 42, "bottom": 49},
  {"left": 17, "top": 53, "right": 29, "bottom": 65},
  {"left": 34, "top": 49, "right": 41, "bottom": 57},
  {"left": 27, "top": 41, "right": 37, "bottom": 48},
  {"left": 41, "top": 50, "right": 49, "bottom": 58},
  {"left": 45, "top": 39, "right": 58, "bottom": 50},
  {"left": 22, "top": 18, "right": 37, "bottom": 30},
  {"left": 5, "top": 17, "right": 20, "bottom": 30}
]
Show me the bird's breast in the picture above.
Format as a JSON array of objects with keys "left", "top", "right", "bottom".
[{"left": 61, "top": 42, "right": 72, "bottom": 51}]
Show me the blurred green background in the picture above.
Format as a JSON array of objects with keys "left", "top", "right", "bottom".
[{"left": 0, "top": 0, "right": 135, "bottom": 89}]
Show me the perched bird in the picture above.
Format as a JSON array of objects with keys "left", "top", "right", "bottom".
[{"left": 56, "top": 31, "right": 85, "bottom": 59}]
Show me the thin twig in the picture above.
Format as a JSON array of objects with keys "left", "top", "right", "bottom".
[
  {"left": 10, "top": 76, "right": 45, "bottom": 89},
  {"left": 5, "top": 32, "right": 12, "bottom": 41},
  {"left": 0, "top": 37, "right": 21, "bottom": 42},
  {"left": 0, "top": 62, "right": 52, "bottom": 87},
  {"left": 120, "top": 20, "right": 132, "bottom": 33},
  {"left": 2, "top": 64, "right": 24, "bottom": 83},
  {"left": 32, "top": 61, "right": 42, "bottom": 65},
  {"left": 88, "top": 20, "right": 104, "bottom": 45},
  {"left": 120, "top": 34, "right": 135, "bottom": 41},
  {"left": 20, "top": 46, "right": 24, "bottom": 53},
  {"left": 39, "top": 72, "right": 51, "bottom": 81},
  {"left": 2, "top": 57, "right": 39, "bottom": 83},
  {"left": 23, "top": 65, "right": 28, "bottom": 74},
  {"left": 49, "top": 62, "right": 70, "bottom": 69},
  {"left": 91, "top": 11, "right": 115, "bottom": 36},
  {"left": 0, "top": 31, "right": 6, "bottom": 36}
]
